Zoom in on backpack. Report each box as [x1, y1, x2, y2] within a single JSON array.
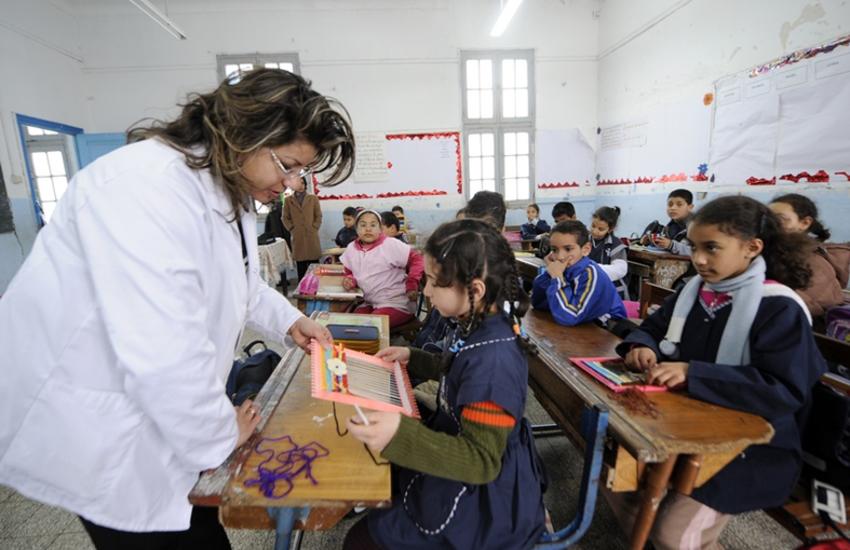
[[225, 340, 282, 406], [826, 305, 850, 345]]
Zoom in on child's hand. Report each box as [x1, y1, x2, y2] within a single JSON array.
[[342, 278, 356, 291], [624, 346, 657, 371], [640, 234, 650, 245], [347, 411, 402, 452], [375, 346, 411, 364], [648, 361, 689, 388], [654, 235, 672, 250], [406, 290, 418, 302], [545, 253, 567, 280]]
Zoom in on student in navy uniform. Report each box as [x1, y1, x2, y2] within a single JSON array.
[[640, 188, 694, 256], [551, 201, 576, 224], [381, 211, 408, 243], [520, 203, 551, 240], [532, 220, 626, 327], [335, 206, 358, 248], [610, 196, 826, 550], [589, 206, 629, 299], [343, 219, 546, 550]]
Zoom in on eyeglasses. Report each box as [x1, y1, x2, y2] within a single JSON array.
[[269, 149, 313, 181]]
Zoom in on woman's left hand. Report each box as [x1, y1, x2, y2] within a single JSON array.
[[288, 317, 333, 352], [648, 361, 689, 388], [346, 411, 402, 452]]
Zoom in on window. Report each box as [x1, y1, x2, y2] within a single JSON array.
[[461, 50, 534, 203], [216, 53, 302, 216]]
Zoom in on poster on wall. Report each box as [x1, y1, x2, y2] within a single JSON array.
[[709, 34, 850, 187], [314, 132, 462, 200], [353, 133, 389, 182]]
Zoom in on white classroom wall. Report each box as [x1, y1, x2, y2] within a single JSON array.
[[594, 0, 850, 241]]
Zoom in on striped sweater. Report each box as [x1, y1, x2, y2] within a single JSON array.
[[531, 256, 627, 326]]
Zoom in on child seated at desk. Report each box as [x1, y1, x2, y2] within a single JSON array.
[[335, 206, 358, 248], [639, 188, 694, 256], [531, 220, 626, 326], [342, 218, 546, 550], [381, 211, 408, 243], [520, 203, 551, 240], [341, 209, 423, 328], [611, 196, 826, 550], [551, 201, 576, 224], [392, 205, 409, 233], [589, 206, 629, 299]]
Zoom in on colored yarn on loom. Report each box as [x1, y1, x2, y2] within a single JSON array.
[[243, 435, 330, 499]]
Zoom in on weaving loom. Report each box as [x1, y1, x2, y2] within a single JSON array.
[[310, 341, 420, 419]]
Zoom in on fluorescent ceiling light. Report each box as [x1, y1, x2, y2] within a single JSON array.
[[490, 0, 523, 37], [129, 0, 188, 40]]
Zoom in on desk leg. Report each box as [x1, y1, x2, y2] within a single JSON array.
[[629, 456, 676, 550]]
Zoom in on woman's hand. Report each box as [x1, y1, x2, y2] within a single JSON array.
[[235, 399, 261, 447], [375, 346, 411, 365], [288, 317, 333, 352], [648, 362, 689, 388], [346, 411, 402, 453], [624, 346, 658, 371], [342, 278, 356, 291]]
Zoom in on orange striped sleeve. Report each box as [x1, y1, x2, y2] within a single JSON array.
[[461, 401, 516, 429]]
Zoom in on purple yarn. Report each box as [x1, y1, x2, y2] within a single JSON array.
[[243, 435, 330, 499]]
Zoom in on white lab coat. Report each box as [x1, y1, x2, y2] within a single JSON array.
[[0, 139, 302, 531]]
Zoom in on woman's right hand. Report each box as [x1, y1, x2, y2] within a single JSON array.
[[235, 399, 262, 448], [375, 346, 411, 365], [624, 347, 657, 371]]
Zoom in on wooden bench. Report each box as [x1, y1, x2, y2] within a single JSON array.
[[767, 334, 850, 542]]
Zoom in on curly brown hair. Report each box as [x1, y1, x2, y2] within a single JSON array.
[[128, 68, 354, 216]]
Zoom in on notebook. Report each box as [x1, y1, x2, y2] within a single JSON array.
[[570, 356, 667, 393]]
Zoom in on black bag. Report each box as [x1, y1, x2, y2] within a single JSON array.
[[801, 379, 850, 493], [225, 340, 282, 406]]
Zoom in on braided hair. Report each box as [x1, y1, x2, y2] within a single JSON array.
[[425, 219, 536, 356]]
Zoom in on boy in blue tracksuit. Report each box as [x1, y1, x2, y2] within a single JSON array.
[[532, 220, 626, 326]]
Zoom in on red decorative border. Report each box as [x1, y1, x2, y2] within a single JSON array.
[[537, 181, 580, 189], [746, 176, 776, 186], [779, 170, 830, 183], [376, 190, 447, 198], [317, 193, 373, 200], [385, 132, 463, 194]]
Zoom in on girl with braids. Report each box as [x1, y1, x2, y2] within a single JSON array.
[[0, 68, 352, 548], [343, 219, 546, 550], [769, 193, 849, 320], [610, 196, 825, 550]]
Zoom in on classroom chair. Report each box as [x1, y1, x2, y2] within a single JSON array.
[[638, 280, 674, 319]]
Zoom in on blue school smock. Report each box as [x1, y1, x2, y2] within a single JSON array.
[[368, 314, 547, 549], [616, 288, 826, 514]]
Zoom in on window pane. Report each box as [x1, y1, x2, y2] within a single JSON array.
[[470, 157, 482, 180], [484, 179, 496, 192], [504, 133, 516, 156], [27, 126, 44, 136], [467, 90, 480, 119], [479, 60, 492, 89], [44, 130, 57, 135], [53, 176, 68, 198], [482, 157, 495, 179], [239, 63, 253, 71], [466, 60, 479, 89], [505, 178, 517, 201], [482, 134, 494, 156], [518, 178, 530, 200], [517, 132, 529, 155], [37, 177, 55, 201], [470, 179, 483, 195], [503, 89, 516, 118], [280, 62, 294, 72], [32, 152, 51, 177], [265, 62, 279, 68], [516, 89, 529, 118], [480, 90, 493, 118], [502, 59, 515, 88], [225, 64, 239, 76], [41, 201, 56, 223], [517, 156, 529, 177], [468, 134, 481, 157], [516, 59, 528, 88], [47, 151, 66, 175], [504, 156, 516, 178]]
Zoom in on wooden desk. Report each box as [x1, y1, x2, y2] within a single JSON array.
[[293, 264, 363, 314], [523, 310, 773, 550], [514, 253, 544, 284], [190, 312, 391, 533], [627, 246, 693, 289]]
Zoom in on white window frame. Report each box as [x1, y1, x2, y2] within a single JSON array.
[[216, 53, 301, 83], [461, 49, 535, 206]]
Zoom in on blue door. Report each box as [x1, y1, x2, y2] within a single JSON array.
[[75, 133, 126, 168]]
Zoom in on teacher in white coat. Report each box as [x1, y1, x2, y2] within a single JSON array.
[[0, 68, 354, 549]]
